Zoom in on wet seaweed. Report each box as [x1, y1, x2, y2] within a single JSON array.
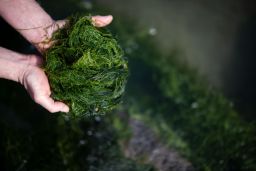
[[44, 16, 128, 117]]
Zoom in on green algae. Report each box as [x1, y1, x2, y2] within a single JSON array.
[[44, 16, 128, 117], [111, 19, 256, 170]]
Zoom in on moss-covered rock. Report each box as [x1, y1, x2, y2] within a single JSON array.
[[111, 18, 256, 170]]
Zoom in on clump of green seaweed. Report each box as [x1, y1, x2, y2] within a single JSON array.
[[44, 16, 128, 117], [1, 1, 256, 170]]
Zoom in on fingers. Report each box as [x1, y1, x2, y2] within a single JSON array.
[[55, 16, 113, 28], [35, 41, 54, 53], [54, 15, 113, 28], [36, 15, 112, 52], [55, 20, 68, 29], [46, 19, 68, 36], [54, 16, 113, 29], [35, 19, 68, 53], [34, 95, 69, 113], [22, 66, 69, 113], [92, 15, 113, 27]]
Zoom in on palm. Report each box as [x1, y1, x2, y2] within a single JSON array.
[[23, 66, 68, 113]]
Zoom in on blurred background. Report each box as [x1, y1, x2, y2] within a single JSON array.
[[94, 0, 256, 120]]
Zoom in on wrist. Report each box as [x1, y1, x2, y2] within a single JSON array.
[[0, 0, 54, 47], [17, 64, 34, 88], [0, 47, 41, 84], [0, 57, 27, 83]]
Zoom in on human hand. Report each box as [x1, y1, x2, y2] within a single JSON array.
[[20, 56, 71, 113], [0, 47, 69, 113], [0, 15, 113, 113], [0, 0, 113, 113], [20, 16, 113, 113]]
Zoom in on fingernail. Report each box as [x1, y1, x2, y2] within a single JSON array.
[[100, 15, 113, 25], [98, 15, 113, 20], [105, 15, 113, 21]]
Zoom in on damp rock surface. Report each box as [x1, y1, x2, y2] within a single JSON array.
[[125, 119, 194, 171]]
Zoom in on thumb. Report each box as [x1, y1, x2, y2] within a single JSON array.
[[92, 15, 113, 27], [34, 95, 70, 113]]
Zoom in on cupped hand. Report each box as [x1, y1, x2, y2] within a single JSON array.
[[19, 56, 70, 113], [21, 15, 113, 113]]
